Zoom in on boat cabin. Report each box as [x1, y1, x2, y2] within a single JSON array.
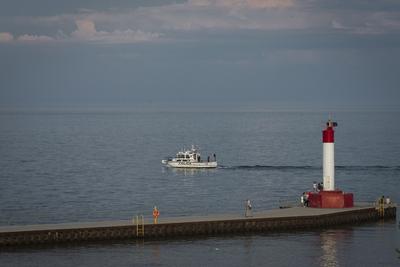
[[175, 147, 200, 163]]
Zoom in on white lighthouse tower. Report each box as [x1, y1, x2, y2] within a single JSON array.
[[322, 119, 337, 191], [307, 118, 353, 208]]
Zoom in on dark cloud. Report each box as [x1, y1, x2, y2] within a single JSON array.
[[310, 0, 400, 11], [0, 0, 400, 110], [1, 32, 399, 109], [0, 0, 185, 16]]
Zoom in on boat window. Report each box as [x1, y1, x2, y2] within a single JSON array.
[[186, 155, 190, 159]]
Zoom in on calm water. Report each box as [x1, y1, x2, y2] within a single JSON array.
[[0, 111, 399, 266]]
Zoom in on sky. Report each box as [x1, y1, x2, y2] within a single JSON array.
[[1, 0, 400, 111]]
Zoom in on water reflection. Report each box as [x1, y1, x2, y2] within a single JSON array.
[[319, 231, 338, 267], [242, 236, 254, 266], [162, 166, 217, 177], [319, 229, 352, 267], [396, 214, 400, 258], [151, 244, 161, 266]]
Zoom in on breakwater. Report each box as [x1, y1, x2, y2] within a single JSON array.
[[0, 205, 396, 247]]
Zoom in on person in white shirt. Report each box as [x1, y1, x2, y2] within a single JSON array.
[[245, 199, 252, 217]]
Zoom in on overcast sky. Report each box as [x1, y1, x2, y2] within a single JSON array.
[[1, 0, 400, 110]]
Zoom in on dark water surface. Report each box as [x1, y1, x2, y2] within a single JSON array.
[[0, 111, 399, 266]]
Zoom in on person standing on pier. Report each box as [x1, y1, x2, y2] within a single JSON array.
[[317, 183, 323, 191], [245, 199, 252, 217], [153, 206, 160, 224], [304, 193, 309, 207], [313, 181, 317, 192]]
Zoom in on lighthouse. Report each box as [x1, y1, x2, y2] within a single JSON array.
[[307, 118, 354, 208], [322, 119, 337, 191]]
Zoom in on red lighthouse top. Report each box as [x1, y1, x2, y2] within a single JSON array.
[[323, 119, 337, 143]]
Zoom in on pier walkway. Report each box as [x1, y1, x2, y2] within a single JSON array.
[[0, 204, 396, 247]]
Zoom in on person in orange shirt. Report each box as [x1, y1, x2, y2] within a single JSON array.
[[153, 206, 160, 224]]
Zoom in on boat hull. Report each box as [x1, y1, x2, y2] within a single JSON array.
[[164, 161, 217, 168]]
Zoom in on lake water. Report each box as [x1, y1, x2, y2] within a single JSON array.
[[0, 110, 399, 266]]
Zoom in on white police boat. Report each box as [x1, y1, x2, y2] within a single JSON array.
[[161, 145, 217, 168]]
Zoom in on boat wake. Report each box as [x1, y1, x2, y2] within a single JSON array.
[[219, 165, 317, 170], [218, 165, 400, 171]]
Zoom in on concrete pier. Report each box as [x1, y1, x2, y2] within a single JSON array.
[[0, 204, 396, 247]]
